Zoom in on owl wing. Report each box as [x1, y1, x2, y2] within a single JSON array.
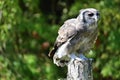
[[48, 19, 78, 57]]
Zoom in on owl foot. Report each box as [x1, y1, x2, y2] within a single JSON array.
[[70, 53, 88, 61]]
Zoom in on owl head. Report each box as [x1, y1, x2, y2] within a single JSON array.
[[78, 8, 100, 24]]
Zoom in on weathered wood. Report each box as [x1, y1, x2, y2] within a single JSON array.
[[67, 54, 93, 80]]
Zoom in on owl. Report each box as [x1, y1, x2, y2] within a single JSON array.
[[48, 8, 100, 67]]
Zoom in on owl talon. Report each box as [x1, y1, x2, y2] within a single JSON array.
[[70, 53, 88, 61]]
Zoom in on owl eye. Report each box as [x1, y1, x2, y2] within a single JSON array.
[[96, 12, 100, 16], [88, 13, 94, 17]]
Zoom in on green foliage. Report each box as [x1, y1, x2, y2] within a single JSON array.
[[0, 0, 120, 80]]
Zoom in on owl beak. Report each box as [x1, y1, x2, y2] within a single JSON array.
[[95, 15, 100, 22]]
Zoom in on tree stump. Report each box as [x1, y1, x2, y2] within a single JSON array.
[[67, 54, 93, 80]]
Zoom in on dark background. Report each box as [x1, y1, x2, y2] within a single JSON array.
[[0, 0, 120, 80]]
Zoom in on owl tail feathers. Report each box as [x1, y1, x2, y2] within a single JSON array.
[[54, 59, 69, 67], [53, 54, 71, 67], [48, 47, 57, 58]]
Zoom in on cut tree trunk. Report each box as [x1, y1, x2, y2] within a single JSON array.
[[67, 54, 93, 80]]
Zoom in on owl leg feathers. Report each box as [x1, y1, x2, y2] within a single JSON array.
[[53, 41, 71, 67]]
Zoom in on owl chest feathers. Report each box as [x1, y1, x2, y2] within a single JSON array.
[[69, 23, 98, 53]]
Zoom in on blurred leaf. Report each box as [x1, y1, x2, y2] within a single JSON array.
[[0, 0, 120, 80]]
